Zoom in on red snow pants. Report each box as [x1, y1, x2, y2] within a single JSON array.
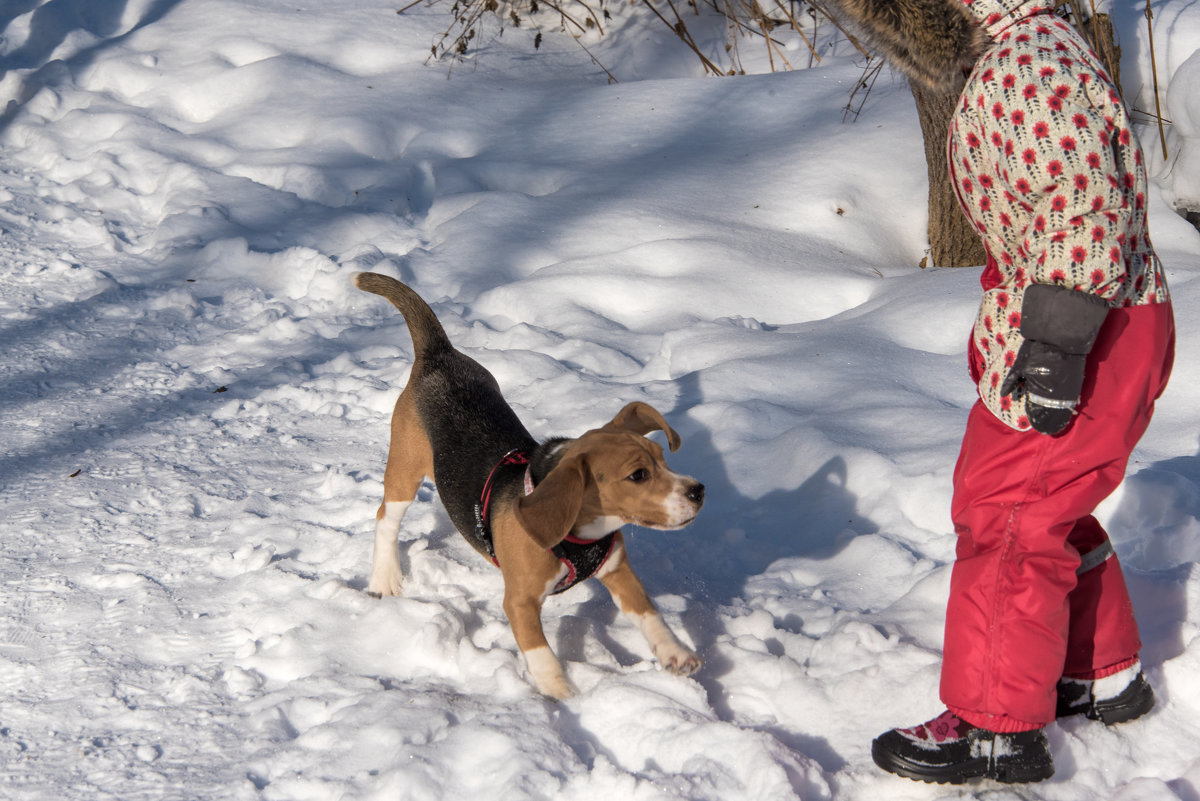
[[940, 301, 1175, 732]]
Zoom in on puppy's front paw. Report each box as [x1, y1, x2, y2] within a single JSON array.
[[657, 645, 702, 677], [367, 566, 403, 598], [539, 674, 577, 701], [524, 646, 575, 700]]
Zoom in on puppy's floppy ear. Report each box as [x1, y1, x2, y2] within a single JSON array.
[[514, 453, 587, 549], [602, 401, 681, 452]]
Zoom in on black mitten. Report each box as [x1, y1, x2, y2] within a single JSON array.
[[1000, 285, 1109, 436], [1001, 340, 1087, 434]]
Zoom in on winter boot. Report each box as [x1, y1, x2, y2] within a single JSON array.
[[1057, 663, 1155, 725], [871, 710, 1054, 784]]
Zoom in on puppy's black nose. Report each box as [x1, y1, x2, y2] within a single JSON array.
[[687, 482, 705, 505]]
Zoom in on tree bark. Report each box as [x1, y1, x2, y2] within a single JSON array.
[[909, 81, 987, 268]]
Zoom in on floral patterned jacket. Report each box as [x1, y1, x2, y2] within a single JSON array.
[[948, 0, 1170, 430]]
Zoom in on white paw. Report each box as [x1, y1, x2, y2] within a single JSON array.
[[538, 673, 577, 701], [656, 644, 702, 677], [524, 646, 575, 700], [367, 565, 403, 597]]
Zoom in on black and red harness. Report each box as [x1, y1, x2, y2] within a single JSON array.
[[471, 449, 616, 595]]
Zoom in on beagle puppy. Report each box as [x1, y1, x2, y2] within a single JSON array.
[[353, 272, 705, 699]]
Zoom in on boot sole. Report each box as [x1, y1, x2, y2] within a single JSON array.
[[871, 739, 1055, 785]]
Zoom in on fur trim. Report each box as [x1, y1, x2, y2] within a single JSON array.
[[825, 0, 987, 93]]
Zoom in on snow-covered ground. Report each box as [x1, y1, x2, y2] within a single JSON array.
[[2, 1, 1199, 798]]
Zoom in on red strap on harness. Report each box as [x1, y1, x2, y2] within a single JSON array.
[[478, 449, 530, 530]]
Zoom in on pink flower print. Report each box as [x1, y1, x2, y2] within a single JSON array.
[[921, 714, 960, 743], [1023, 148, 1037, 165], [992, 131, 1004, 147], [992, 102, 1005, 121], [981, 67, 995, 82], [1109, 246, 1122, 263], [1003, 347, 1016, 365], [1047, 160, 1063, 178], [1090, 269, 1105, 284], [1040, 65, 1057, 78], [1008, 311, 1021, 327], [1090, 195, 1105, 212], [1091, 224, 1105, 242], [1073, 113, 1089, 129], [1047, 95, 1063, 112], [1071, 246, 1087, 264], [980, 195, 992, 212], [961, 177, 974, 195], [991, 371, 1001, 387], [999, 212, 1013, 228], [1011, 109, 1025, 125], [1119, 128, 1132, 146], [1060, 135, 1077, 152], [1016, 33, 1031, 44], [1003, 73, 1016, 90], [1136, 192, 1146, 210], [997, 292, 1010, 308], [1086, 152, 1102, 169], [1051, 195, 1068, 212], [1034, 121, 1050, 138], [1051, 268, 1067, 282], [1017, 414, 1029, 428], [966, 131, 982, 148], [1075, 175, 1089, 192], [1001, 395, 1013, 411], [1055, 83, 1071, 98], [1016, 177, 1032, 194], [1034, 215, 1046, 232], [979, 174, 994, 189], [1023, 82, 1037, 99]]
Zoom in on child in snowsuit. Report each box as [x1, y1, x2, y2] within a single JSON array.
[[823, 0, 1174, 783]]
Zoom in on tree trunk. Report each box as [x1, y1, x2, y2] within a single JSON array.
[[909, 81, 987, 268]]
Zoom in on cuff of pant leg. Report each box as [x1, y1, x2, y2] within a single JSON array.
[[1063, 655, 1139, 681], [946, 704, 1045, 733]]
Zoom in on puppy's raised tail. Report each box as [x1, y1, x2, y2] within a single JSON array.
[[352, 271, 450, 357]]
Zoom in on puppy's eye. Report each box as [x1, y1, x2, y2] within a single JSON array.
[[627, 468, 650, 483]]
